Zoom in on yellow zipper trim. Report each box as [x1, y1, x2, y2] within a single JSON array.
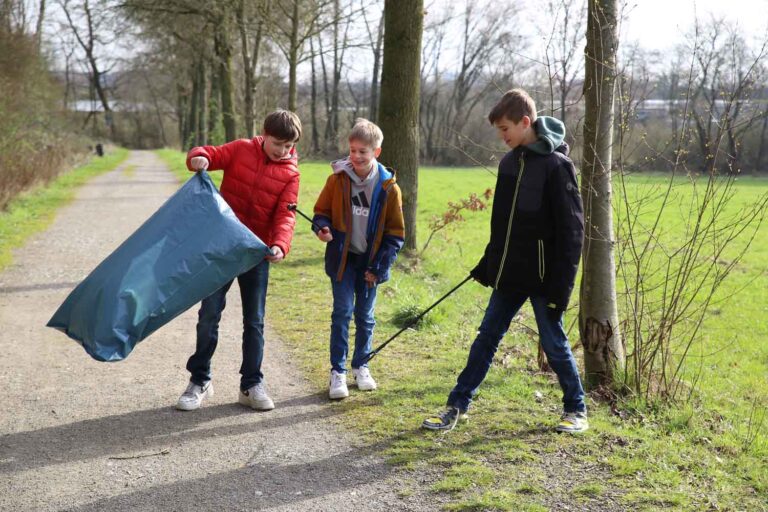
[[538, 239, 545, 281], [495, 156, 525, 289]]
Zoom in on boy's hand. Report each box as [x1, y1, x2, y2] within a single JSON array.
[[364, 271, 377, 288], [190, 156, 209, 171], [316, 227, 333, 242], [266, 245, 284, 263]]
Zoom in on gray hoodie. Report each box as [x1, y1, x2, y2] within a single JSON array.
[[330, 157, 379, 255]]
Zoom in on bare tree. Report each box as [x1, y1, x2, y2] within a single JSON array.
[[579, 0, 624, 388], [262, 0, 334, 112], [542, 0, 586, 129], [236, 0, 265, 138], [361, 3, 384, 122], [58, 0, 120, 140]]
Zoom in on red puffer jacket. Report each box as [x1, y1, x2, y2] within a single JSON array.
[[186, 136, 299, 255]]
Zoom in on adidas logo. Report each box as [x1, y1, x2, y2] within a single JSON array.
[[351, 192, 370, 217]]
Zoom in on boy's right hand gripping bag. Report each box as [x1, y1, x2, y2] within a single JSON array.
[[47, 171, 270, 362]]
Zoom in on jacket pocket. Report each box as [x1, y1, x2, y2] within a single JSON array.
[[537, 239, 545, 282]]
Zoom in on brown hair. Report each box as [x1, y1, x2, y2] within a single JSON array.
[[263, 110, 302, 142], [488, 89, 537, 124], [348, 118, 384, 149]]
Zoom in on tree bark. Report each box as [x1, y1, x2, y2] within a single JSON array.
[[310, 36, 320, 154], [237, 0, 263, 138], [287, 0, 300, 112], [368, 9, 384, 122], [579, 0, 624, 388], [35, 0, 45, 52], [214, 21, 236, 142], [378, 0, 424, 253]]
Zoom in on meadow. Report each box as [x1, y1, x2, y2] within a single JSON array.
[[168, 151, 768, 510]]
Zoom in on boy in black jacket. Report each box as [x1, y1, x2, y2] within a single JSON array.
[[423, 89, 588, 433]]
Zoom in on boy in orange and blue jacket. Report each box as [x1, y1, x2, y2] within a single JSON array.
[[312, 118, 405, 400]]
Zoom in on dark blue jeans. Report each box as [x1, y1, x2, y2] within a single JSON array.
[[447, 289, 586, 413], [329, 253, 377, 373], [186, 260, 270, 391]]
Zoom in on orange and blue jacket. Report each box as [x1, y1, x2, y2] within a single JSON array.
[[312, 162, 405, 283]]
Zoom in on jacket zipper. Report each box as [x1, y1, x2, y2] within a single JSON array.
[[538, 239, 545, 281], [495, 155, 525, 289]]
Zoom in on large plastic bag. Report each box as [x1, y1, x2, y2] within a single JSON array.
[[47, 171, 270, 362]]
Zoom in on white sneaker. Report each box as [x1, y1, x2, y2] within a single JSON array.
[[238, 382, 275, 411], [555, 411, 589, 433], [329, 370, 349, 399], [352, 367, 377, 391], [176, 381, 213, 411]]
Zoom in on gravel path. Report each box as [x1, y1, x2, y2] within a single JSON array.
[[0, 151, 433, 511]]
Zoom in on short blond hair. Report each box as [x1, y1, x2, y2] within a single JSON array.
[[348, 118, 383, 149]]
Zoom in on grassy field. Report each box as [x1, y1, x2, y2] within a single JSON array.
[[0, 148, 129, 271], [157, 149, 766, 511]]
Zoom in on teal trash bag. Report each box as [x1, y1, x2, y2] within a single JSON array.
[[47, 171, 271, 362]]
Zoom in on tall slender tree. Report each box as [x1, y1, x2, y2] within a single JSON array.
[[378, 0, 424, 252], [579, 0, 624, 387]]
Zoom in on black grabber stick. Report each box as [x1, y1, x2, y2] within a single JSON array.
[[360, 274, 473, 364], [287, 203, 324, 232]]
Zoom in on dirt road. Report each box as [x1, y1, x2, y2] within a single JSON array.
[[0, 151, 431, 511]]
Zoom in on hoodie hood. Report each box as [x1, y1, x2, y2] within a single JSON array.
[[525, 116, 568, 156]]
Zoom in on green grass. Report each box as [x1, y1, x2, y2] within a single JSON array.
[[157, 149, 768, 511], [0, 148, 129, 271]]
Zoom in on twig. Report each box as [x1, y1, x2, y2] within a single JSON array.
[[109, 448, 171, 460]]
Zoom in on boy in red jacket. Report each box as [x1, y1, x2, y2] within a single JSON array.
[[176, 110, 302, 412]]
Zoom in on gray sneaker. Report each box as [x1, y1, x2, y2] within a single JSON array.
[[176, 381, 213, 411], [239, 382, 275, 411], [555, 411, 589, 433]]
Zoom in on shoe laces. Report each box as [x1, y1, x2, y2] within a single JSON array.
[[331, 371, 345, 387], [183, 383, 203, 398], [250, 382, 267, 396], [442, 407, 461, 433], [356, 367, 371, 379], [561, 411, 585, 424]]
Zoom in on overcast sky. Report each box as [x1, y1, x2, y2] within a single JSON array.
[[620, 0, 768, 50]]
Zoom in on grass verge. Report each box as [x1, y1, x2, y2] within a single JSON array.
[[157, 149, 767, 511], [0, 148, 129, 271]]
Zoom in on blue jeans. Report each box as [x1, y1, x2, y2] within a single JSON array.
[[447, 289, 586, 413], [186, 260, 270, 391], [329, 253, 377, 373]]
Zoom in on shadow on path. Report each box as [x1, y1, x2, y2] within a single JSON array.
[[0, 393, 340, 475]]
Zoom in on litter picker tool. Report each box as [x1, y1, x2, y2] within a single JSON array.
[[287, 203, 324, 232], [360, 274, 473, 364]]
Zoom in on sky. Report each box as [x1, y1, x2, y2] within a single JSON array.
[[620, 0, 768, 50]]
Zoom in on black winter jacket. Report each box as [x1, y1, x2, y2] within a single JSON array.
[[470, 142, 584, 311]]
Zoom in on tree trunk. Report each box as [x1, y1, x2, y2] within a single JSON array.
[[579, 0, 624, 388], [755, 114, 768, 174], [177, 83, 187, 150], [187, 67, 199, 147], [287, 0, 300, 112], [207, 61, 219, 145], [369, 9, 384, 122], [237, 0, 252, 138], [214, 22, 236, 142], [329, 0, 340, 153], [310, 36, 320, 154], [378, 0, 424, 253], [35, 0, 45, 52]]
